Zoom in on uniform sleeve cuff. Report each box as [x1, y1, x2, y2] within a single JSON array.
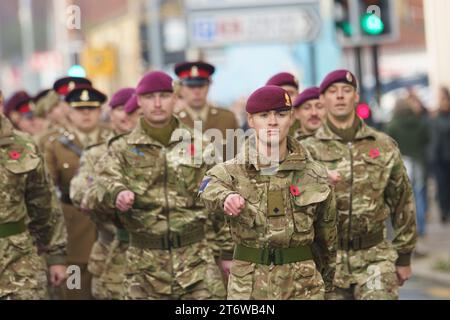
[[396, 252, 412, 266], [46, 255, 67, 266], [111, 186, 128, 208]]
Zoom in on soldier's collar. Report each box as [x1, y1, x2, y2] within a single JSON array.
[[238, 135, 307, 171], [278, 137, 307, 171], [127, 116, 193, 146], [316, 119, 376, 141]]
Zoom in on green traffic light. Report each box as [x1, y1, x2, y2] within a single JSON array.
[[361, 13, 385, 35]]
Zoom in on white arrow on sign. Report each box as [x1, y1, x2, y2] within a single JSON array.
[[188, 5, 322, 47]]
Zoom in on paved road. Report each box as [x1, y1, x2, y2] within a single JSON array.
[[400, 276, 450, 300]]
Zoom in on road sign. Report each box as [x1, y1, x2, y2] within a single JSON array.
[[187, 4, 321, 47], [185, 0, 318, 10], [81, 47, 117, 77]]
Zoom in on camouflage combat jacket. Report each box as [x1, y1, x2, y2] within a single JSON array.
[[200, 136, 337, 298], [302, 120, 417, 267], [0, 114, 66, 265]]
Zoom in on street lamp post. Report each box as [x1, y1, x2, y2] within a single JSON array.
[[147, 0, 164, 69], [18, 0, 36, 91]]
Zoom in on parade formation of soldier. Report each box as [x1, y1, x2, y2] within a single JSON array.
[[0, 62, 418, 301]]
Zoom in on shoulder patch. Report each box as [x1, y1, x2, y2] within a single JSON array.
[[198, 177, 212, 194]]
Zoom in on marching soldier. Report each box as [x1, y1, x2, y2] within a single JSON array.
[[3, 91, 40, 135], [302, 70, 417, 300], [266, 72, 301, 137], [292, 87, 326, 141], [0, 101, 67, 299], [44, 85, 111, 300], [200, 85, 337, 300], [70, 87, 135, 300], [174, 61, 237, 274], [95, 71, 227, 300], [266, 72, 300, 103], [174, 61, 239, 136], [37, 77, 93, 151]]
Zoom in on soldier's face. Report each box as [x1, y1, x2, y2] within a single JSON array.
[[321, 83, 359, 120], [48, 101, 69, 124], [68, 107, 102, 132], [110, 106, 134, 134], [180, 84, 209, 109], [294, 99, 326, 134], [281, 85, 299, 103], [248, 109, 292, 145], [138, 92, 176, 127]]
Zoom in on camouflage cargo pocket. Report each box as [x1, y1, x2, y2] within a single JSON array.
[[292, 261, 325, 300], [292, 184, 330, 233], [87, 241, 110, 276], [227, 260, 256, 300], [361, 152, 393, 190]]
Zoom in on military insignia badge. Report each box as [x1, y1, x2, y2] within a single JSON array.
[[285, 93, 292, 107], [68, 81, 76, 91], [80, 90, 90, 102], [191, 66, 199, 77], [199, 177, 212, 194], [131, 147, 145, 157], [346, 72, 353, 83]]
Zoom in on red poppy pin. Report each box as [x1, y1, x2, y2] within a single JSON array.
[[188, 144, 196, 156], [290, 185, 301, 197], [369, 148, 380, 159], [9, 150, 21, 160]]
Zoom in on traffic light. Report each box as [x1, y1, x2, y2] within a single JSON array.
[[334, 0, 398, 46], [334, 0, 353, 37]]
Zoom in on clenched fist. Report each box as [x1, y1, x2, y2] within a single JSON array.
[[327, 170, 342, 186], [116, 190, 135, 212], [224, 194, 246, 217]]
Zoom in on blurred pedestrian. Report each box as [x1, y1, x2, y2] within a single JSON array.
[[386, 98, 429, 254], [429, 86, 450, 224]]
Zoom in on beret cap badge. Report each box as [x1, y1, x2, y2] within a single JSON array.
[[285, 93, 292, 107], [80, 90, 90, 102], [191, 66, 199, 77], [346, 72, 353, 83]]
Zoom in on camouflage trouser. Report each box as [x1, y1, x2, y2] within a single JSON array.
[[93, 240, 128, 300], [329, 240, 399, 300], [0, 233, 49, 300], [228, 260, 325, 300], [122, 242, 226, 300], [88, 240, 111, 300]]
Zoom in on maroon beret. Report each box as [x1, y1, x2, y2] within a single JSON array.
[[136, 71, 173, 95], [246, 85, 293, 114], [124, 95, 140, 114], [4, 91, 33, 116], [320, 69, 357, 94], [293, 87, 320, 108], [109, 88, 135, 109], [266, 72, 299, 89]]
